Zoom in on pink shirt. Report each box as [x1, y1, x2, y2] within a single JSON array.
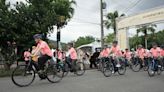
[[99, 51, 104, 57], [150, 47, 161, 58], [37, 41, 53, 57], [57, 51, 63, 60], [124, 51, 131, 60], [161, 50, 164, 56], [102, 48, 111, 57], [68, 47, 77, 60], [111, 46, 122, 56], [136, 48, 145, 59], [24, 51, 31, 61]]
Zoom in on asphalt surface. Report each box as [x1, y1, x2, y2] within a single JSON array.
[[0, 69, 164, 92]]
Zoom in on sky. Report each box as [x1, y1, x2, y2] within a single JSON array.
[[8, 0, 164, 42]]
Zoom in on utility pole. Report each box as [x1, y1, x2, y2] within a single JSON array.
[[100, 0, 105, 48]]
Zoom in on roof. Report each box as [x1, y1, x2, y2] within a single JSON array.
[[77, 41, 101, 50]]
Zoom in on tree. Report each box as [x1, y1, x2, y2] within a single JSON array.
[[105, 33, 114, 44], [129, 35, 143, 50], [129, 29, 164, 49], [0, 0, 75, 70], [136, 24, 157, 49], [104, 11, 125, 39], [75, 36, 95, 47]]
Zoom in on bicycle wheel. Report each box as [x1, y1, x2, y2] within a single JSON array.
[[131, 58, 141, 72], [147, 62, 155, 77], [103, 61, 113, 77], [63, 63, 69, 77], [75, 62, 86, 76], [157, 66, 162, 75], [118, 59, 126, 75], [11, 65, 35, 87], [98, 60, 104, 72], [46, 64, 63, 83]]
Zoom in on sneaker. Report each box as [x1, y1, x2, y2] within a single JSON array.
[[26, 71, 30, 74], [112, 71, 115, 74], [151, 71, 154, 74], [116, 64, 121, 67], [158, 65, 161, 68]]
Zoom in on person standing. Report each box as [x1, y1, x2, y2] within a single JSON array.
[[90, 49, 100, 69]]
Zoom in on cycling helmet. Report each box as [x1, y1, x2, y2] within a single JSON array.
[[33, 34, 42, 39]]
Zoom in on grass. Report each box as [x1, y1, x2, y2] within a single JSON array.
[[0, 68, 23, 77], [0, 69, 13, 77]]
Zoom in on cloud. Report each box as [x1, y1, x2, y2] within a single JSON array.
[[8, 0, 164, 43]]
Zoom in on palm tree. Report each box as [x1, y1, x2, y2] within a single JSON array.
[[104, 11, 125, 39], [136, 24, 157, 49], [55, 0, 76, 28]]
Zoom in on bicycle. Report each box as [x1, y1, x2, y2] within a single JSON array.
[[130, 55, 148, 72], [11, 56, 64, 87], [147, 57, 162, 77], [62, 57, 86, 76], [161, 57, 164, 71], [96, 57, 106, 72], [103, 56, 126, 77]]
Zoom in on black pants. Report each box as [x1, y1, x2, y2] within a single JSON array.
[[38, 55, 51, 70], [90, 58, 97, 68], [66, 57, 77, 71]]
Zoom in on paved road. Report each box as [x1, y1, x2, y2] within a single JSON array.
[[0, 69, 164, 92]]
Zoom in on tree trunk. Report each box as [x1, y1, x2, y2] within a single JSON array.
[[114, 20, 117, 40]]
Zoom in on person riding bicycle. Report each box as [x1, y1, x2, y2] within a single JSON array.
[[160, 45, 164, 57], [32, 34, 53, 73], [24, 48, 31, 64], [66, 43, 77, 72], [150, 43, 161, 67], [123, 48, 132, 66], [98, 44, 111, 68], [136, 45, 146, 67], [110, 41, 122, 68], [101, 44, 111, 58], [160, 45, 164, 69], [55, 48, 63, 63]]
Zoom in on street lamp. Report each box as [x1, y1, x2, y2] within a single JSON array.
[[56, 16, 65, 62]]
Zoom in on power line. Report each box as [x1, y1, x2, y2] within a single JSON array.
[[124, 0, 142, 13]]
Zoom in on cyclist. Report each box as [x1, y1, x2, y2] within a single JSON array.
[[150, 43, 161, 68], [32, 34, 53, 73], [124, 48, 131, 66], [102, 44, 111, 58], [98, 45, 111, 68], [24, 48, 31, 64], [136, 45, 145, 67], [110, 41, 122, 67], [66, 43, 77, 72], [160, 45, 164, 69], [160, 45, 164, 57], [56, 49, 63, 62]]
